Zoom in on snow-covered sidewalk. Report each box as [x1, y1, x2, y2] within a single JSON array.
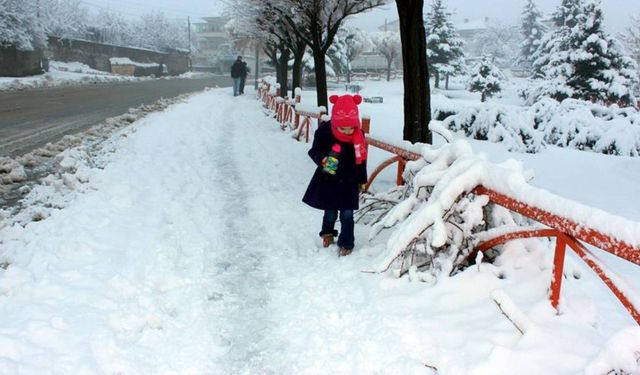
[[0, 89, 639, 374]]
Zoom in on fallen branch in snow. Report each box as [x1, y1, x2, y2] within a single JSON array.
[[491, 289, 532, 335]]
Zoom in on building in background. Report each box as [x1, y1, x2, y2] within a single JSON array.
[[193, 17, 230, 72]]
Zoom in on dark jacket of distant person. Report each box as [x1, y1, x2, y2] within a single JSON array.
[[230, 59, 246, 79]]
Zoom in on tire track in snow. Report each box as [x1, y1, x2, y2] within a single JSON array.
[[208, 95, 275, 374]]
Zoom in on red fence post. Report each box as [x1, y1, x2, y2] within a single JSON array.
[[550, 236, 567, 311], [362, 117, 370, 134], [294, 95, 301, 130], [396, 159, 406, 186]]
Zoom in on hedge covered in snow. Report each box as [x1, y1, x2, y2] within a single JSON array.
[[433, 94, 640, 156]]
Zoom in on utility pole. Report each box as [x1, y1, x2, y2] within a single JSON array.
[[254, 41, 260, 90], [36, 0, 40, 18], [188, 17, 192, 71]]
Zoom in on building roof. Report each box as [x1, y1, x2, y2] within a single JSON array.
[[377, 17, 492, 33]]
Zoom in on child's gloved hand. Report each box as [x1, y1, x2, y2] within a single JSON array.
[[322, 156, 339, 175], [359, 184, 367, 192]]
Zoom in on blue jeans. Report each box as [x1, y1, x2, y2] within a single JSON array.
[[232, 78, 241, 96], [320, 209, 354, 249]]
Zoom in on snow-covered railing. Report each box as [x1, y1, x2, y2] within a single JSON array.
[[363, 124, 640, 325], [257, 80, 328, 143]]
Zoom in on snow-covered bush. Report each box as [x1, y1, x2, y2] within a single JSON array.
[[441, 104, 544, 153], [532, 98, 640, 155], [366, 135, 532, 282], [434, 93, 640, 156]]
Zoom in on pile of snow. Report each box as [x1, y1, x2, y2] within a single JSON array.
[[0, 60, 208, 92], [1, 93, 195, 227], [435, 94, 640, 156], [48, 61, 112, 76], [0, 62, 146, 92], [0, 158, 27, 184], [109, 57, 160, 68]]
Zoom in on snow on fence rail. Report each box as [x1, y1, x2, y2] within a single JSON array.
[[255, 80, 640, 325], [257, 80, 328, 143], [362, 125, 640, 325]]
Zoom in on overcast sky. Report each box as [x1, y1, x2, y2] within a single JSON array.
[[91, 0, 638, 33]]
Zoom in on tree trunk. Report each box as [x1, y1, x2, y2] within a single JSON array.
[[396, 0, 432, 144], [445, 73, 450, 90], [291, 49, 305, 96], [312, 46, 329, 109], [266, 47, 280, 88], [434, 71, 440, 88], [291, 39, 306, 95], [277, 45, 290, 98], [386, 59, 392, 81]]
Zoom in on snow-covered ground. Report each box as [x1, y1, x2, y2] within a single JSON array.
[[0, 61, 215, 92], [0, 82, 639, 373]]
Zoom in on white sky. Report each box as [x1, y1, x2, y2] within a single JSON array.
[[348, 0, 639, 33], [85, 0, 638, 33]]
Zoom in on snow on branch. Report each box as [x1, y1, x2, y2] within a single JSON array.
[[365, 125, 640, 279]]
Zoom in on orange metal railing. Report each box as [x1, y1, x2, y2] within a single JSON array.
[[255, 81, 640, 324], [364, 135, 640, 325]]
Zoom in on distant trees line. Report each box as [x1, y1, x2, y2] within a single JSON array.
[[0, 0, 191, 53]]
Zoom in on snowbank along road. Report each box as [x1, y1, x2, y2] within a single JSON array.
[[0, 76, 230, 157]]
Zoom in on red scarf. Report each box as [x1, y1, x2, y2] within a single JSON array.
[[331, 123, 368, 165]]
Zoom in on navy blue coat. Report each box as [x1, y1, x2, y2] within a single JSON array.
[[302, 121, 368, 210]]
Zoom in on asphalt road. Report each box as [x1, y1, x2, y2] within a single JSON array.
[[0, 76, 232, 157]]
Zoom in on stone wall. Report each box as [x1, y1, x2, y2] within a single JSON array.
[[47, 37, 189, 76], [0, 46, 43, 77]]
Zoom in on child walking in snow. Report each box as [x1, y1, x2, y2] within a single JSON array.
[[302, 94, 368, 256]]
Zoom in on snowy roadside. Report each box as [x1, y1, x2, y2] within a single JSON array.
[[0, 87, 638, 373], [0, 92, 196, 225], [0, 61, 217, 92]]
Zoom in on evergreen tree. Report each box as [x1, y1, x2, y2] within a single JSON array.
[[531, 0, 637, 106], [519, 0, 546, 71], [425, 0, 465, 89], [468, 54, 502, 102]]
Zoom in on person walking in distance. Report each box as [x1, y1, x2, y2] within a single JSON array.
[[239, 60, 250, 95], [302, 94, 368, 257], [230, 56, 246, 96]]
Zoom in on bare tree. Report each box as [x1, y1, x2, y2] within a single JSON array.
[[274, 0, 386, 108], [396, 0, 432, 144], [371, 31, 401, 81], [226, 0, 307, 97]]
